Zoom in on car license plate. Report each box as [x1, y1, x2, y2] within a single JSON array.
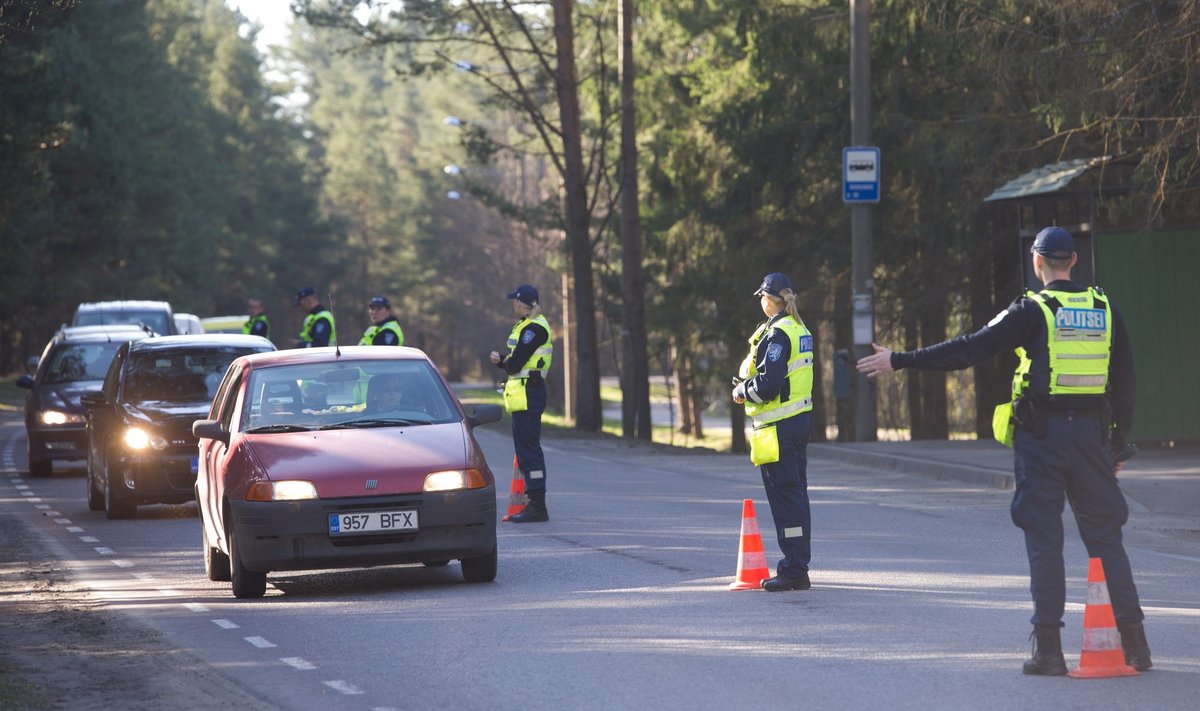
[[328, 510, 418, 536]]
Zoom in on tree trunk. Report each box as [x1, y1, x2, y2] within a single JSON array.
[[552, 0, 601, 431], [618, 0, 651, 441]]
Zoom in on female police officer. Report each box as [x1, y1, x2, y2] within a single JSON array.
[[490, 284, 554, 523], [732, 272, 816, 591]]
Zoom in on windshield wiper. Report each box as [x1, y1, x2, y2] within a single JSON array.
[[319, 417, 431, 430], [245, 424, 314, 434]]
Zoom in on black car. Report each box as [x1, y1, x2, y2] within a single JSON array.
[[82, 334, 275, 518], [16, 325, 151, 477]]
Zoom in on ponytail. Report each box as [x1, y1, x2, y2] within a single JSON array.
[[777, 289, 801, 323]]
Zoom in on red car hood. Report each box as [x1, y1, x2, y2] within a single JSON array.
[[245, 423, 470, 497]]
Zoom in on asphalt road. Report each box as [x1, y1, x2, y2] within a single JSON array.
[[3, 413, 1198, 710]]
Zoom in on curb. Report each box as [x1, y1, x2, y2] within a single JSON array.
[[808, 443, 1015, 491]]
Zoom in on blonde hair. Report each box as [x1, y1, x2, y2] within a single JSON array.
[[770, 289, 802, 323], [519, 301, 541, 319]]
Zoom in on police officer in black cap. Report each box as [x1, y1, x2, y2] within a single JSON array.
[[732, 272, 817, 591], [490, 284, 554, 523], [292, 287, 336, 348], [857, 226, 1150, 675], [358, 296, 404, 346]]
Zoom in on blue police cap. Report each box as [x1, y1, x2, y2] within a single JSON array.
[[294, 286, 315, 304], [368, 296, 390, 308], [1032, 226, 1076, 259], [754, 272, 795, 297], [507, 284, 539, 306]]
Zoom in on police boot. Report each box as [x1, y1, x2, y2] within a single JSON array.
[[509, 492, 549, 523], [1117, 620, 1153, 671], [1022, 625, 1068, 676]]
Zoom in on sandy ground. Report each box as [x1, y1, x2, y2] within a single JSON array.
[[0, 512, 277, 710]]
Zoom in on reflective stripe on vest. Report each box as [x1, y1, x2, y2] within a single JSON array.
[[739, 316, 815, 426], [300, 309, 336, 347], [1012, 287, 1112, 397], [506, 314, 553, 378], [359, 320, 404, 346]]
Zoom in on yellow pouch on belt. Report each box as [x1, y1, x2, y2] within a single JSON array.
[[749, 424, 780, 466], [502, 379, 528, 413], [992, 401, 1015, 448]]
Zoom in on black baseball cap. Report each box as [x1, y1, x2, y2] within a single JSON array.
[[754, 272, 794, 297], [507, 284, 539, 306], [368, 296, 390, 309], [294, 286, 315, 304], [1032, 226, 1075, 259]]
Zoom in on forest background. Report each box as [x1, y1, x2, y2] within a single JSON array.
[[2, 0, 1197, 446]]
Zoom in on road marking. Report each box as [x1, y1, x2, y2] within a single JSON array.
[[182, 602, 209, 613], [26, 498, 41, 503], [44, 510, 60, 516], [281, 657, 317, 670], [20, 491, 33, 496], [79, 536, 99, 543], [14, 484, 28, 489], [111, 560, 134, 568], [244, 636, 276, 648], [156, 588, 180, 597], [66, 526, 83, 533], [34, 504, 50, 509], [94, 547, 113, 555], [133, 572, 155, 582], [323, 681, 363, 695], [212, 619, 239, 629], [54, 518, 70, 524]]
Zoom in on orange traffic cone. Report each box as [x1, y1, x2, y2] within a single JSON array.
[[501, 455, 528, 522], [729, 499, 771, 590], [1069, 557, 1139, 678]]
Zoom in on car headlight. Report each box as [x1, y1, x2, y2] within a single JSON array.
[[123, 427, 168, 451], [246, 480, 318, 501], [423, 469, 487, 492], [39, 410, 84, 426]]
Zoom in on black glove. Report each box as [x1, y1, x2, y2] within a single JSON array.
[[1111, 442, 1138, 464]]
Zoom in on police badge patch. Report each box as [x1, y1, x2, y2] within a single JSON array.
[[522, 330, 535, 344], [766, 342, 784, 362]]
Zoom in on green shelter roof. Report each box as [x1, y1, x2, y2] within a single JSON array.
[[983, 156, 1112, 202]]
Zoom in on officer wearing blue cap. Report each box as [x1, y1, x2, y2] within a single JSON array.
[[490, 284, 554, 522], [358, 296, 404, 346], [732, 272, 817, 591], [293, 287, 336, 348], [857, 226, 1150, 675]]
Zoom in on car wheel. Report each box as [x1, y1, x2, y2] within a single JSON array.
[[28, 457, 51, 479], [103, 460, 136, 520], [228, 520, 266, 599], [203, 522, 231, 582], [460, 546, 497, 583], [423, 560, 450, 567]]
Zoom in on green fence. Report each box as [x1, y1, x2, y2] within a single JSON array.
[[1096, 229, 1200, 443]]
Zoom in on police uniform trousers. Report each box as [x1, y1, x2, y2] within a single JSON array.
[[759, 411, 812, 578], [511, 380, 548, 494], [1011, 413, 1144, 628]]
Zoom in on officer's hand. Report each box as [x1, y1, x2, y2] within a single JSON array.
[[731, 381, 746, 404], [489, 351, 501, 365], [856, 343, 895, 378]]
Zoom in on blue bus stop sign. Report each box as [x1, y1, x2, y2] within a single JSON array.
[[843, 147, 880, 203]]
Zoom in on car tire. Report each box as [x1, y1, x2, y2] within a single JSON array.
[[86, 470, 104, 511], [28, 457, 51, 479], [103, 459, 137, 520], [229, 520, 266, 599], [203, 523, 232, 582], [460, 545, 497, 583]]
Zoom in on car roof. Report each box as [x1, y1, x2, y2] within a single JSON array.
[[129, 334, 276, 352], [75, 300, 172, 311], [237, 346, 432, 369], [52, 324, 153, 343]]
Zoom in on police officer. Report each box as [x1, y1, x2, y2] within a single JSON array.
[[243, 298, 270, 340], [292, 287, 336, 348], [358, 296, 404, 346], [731, 272, 816, 591], [489, 284, 553, 523], [856, 226, 1150, 675]]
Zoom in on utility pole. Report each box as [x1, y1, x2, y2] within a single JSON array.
[[850, 0, 877, 441]]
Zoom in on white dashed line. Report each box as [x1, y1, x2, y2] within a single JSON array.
[[44, 510, 60, 516], [244, 636, 276, 648], [93, 547, 113, 555], [133, 572, 155, 582], [281, 657, 317, 670], [323, 681, 363, 695], [20, 491, 33, 496], [66, 526, 83, 533], [111, 560, 134, 568], [182, 602, 209, 613], [14, 484, 28, 490], [212, 619, 240, 630], [80, 536, 99, 543], [26, 498, 41, 503], [54, 519, 70, 524]]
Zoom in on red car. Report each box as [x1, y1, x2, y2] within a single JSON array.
[[192, 347, 502, 598]]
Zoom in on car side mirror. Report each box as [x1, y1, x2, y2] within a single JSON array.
[[467, 404, 502, 428], [79, 391, 107, 409], [15, 375, 33, 389], [193, 419, 230, 446]]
